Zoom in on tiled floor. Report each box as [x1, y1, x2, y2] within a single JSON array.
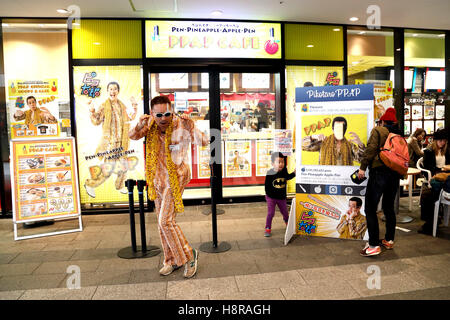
[[0, 197, 449, 300]]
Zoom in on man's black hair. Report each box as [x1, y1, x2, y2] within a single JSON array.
[[107, 81, 120, 92], [349, 197, 363, 208], [332, 116, 348, 135]]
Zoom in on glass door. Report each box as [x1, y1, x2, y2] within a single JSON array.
[[220, 72, 278, 198], [149, 72, 211, 200]]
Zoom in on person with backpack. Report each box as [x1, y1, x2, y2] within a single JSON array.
[[356, 107, 404, 256]]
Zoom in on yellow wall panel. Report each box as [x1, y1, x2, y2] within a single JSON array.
[[285, 24, 343, 61], [72, 20, 142, 59]]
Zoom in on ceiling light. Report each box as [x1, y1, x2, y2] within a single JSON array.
[[333, 28, 340, 31], [93, 42, 101, 45], [307, 44, 314, 48], [2, 23, 9, 27], [396, 48, 401, 51], [438, 34, 445, 37], [358, 31, 366, 35], [211, 10, 223, 17], [352, 61, 359, 65], [57, 8, 69, 14], [413, 34, 418, 37], [349, 17, 359, 22]]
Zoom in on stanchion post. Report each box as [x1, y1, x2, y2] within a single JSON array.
[[199, 164, 231, 253], [211, 166, 218, 248], [125, 179, 137, 252], [137, 180, 147, 253]]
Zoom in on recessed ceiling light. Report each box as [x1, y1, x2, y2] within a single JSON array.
[[438, 34, 445, 37], [349, 17, 359, 22], [211, 10, 223, 17], [333, 28, 340, 31], [93, 42, 101, 45], [359, 31, 366, 35], [307, 44, 314, 48], [57, 8, 69, 14], [396, 48, 401, 51], [413, 34, 418, 37]]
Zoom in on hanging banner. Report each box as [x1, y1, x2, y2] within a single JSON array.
[[10, 137, 81, 223], [355, 79, 393, 122], [73, 65, 145, 205], [146, 20, 281, 59], [294, 84, 374, 240], [273, 129, 293, 156], [8, 79, 60, 139]]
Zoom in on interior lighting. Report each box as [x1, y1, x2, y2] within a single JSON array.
[[57, 8, 69, 14], [211, 10, 223, 17], [349, 17, 359, 22]]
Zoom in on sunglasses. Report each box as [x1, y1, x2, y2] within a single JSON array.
[[153, 111, 173, 118]]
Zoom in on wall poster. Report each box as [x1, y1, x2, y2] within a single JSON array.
[[73, 65, 145, 205], [225, 140, 252, 177], [8, 79, 60, 139]]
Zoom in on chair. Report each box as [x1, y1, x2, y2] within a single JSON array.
[[433, 189, 450, 237], [416, 157, 432, 197]]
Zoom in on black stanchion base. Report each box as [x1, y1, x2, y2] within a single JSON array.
[[199, 241, 231, 253], [117, 245, 161, 259], [201, 208, 225, 216]]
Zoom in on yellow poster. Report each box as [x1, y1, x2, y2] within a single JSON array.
[[73, 65, 145, 205], [10, 138, 81, 222], [295, 194, 368, 240], [9, 79, 60, 139], [146, 21, 281, 59], [225, 140, 252, 177], [300, 113, 368, 167], [355, 79, 393, 121]]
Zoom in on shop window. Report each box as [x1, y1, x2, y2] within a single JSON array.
[[3, 19, 70, 141], [285, 66, 344, 194], [403, 30, 445, 137], [285, 24, 343, 61], [347, 27, 394, 121], [72, 20, 142, 59]]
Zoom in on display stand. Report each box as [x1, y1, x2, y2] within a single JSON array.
[[200, 165, 231, 253], [118, 179, 160, 259], [10, 137, 83, 241]]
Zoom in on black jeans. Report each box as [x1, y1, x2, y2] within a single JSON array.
[[365, 166, 400, 247]]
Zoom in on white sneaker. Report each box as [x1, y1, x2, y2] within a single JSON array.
[[159, 264, 181, 276], [84, 184, 96, 198], [119, 187, 128, 194], [184, 249, 198, 278]]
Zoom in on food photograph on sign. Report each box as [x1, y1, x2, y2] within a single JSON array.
[[73, 65, 145, 204]]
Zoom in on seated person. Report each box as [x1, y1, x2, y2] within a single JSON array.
[[407, 128, 426, 168], [419, 128, 450, 235]]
